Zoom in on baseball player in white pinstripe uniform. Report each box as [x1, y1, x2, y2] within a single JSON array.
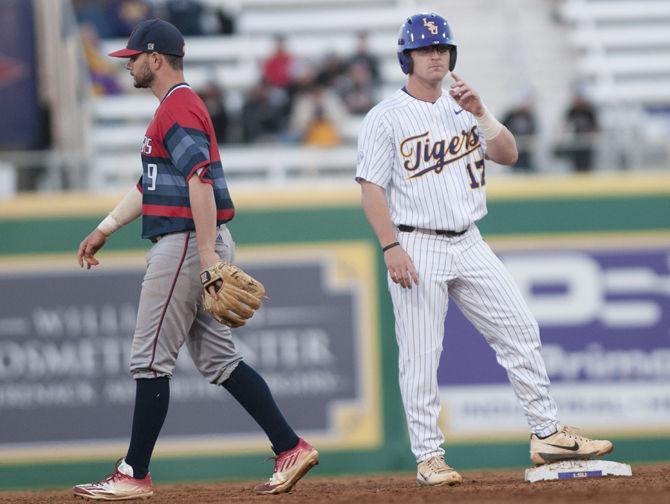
[[356, 13, 613, 486]]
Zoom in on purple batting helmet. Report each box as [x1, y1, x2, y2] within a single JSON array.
[[397, 12, 457, 74]]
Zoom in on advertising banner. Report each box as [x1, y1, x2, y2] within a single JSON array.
[[0, 243, 381, 460], [439, 241, 670, 438], [0, 0, 43, 150]]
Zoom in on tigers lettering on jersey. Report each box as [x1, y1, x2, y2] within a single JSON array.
[[400, 126, 480, 178], [138, 83, 234, 239], [356, 88, 488, 232]]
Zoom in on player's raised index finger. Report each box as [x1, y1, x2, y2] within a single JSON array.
[[450, 71, 463, 83]]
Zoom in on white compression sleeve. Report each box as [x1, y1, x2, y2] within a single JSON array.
[[475, 106, 504, 141], [97, 187, 142, 236]]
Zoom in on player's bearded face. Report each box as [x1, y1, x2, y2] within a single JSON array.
[[132, 57, 155, 89]]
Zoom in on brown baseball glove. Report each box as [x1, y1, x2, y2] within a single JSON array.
[[200, 261, 266, 328]]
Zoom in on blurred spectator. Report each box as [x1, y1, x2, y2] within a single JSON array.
[[80, 23, 123, 96], [202, 5, 236, 35], [502, 92, 538, 171], [198, 80, 229, 143], [348, 32, 380, 84], [560, 88, 599, 172], [317, 53, 346, 88], [108, 0, 154, 37], [216, 7, 236, 35], [240, 81, 287, 143], [291, 60, 318, 94], [74, 0, 153, 38], [262, 36, 297, 90], [73, 0, 115, 38], [338, 60, 375, 115], [289, 78, 348, 147], [164, 0, 205, 36]]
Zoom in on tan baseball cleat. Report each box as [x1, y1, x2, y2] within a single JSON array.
[[254, 438, 319, 494], [530, 425, 614, 465], [416, 455, 463, 486]]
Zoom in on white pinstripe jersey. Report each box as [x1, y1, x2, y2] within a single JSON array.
[[356, 88, 488, 232]]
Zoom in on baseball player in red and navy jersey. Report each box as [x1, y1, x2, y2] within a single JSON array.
[[138, 82, 234, 239], [74, 19, 318, 500]]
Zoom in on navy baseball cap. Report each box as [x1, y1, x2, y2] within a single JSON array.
[[109, 19, 185, 58]]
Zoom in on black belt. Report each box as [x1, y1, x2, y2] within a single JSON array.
[[398, 224, 468, 237]]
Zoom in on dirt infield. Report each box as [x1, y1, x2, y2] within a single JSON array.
[[1, 463, 668, 504]]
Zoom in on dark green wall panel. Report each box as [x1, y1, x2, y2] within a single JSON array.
[[1, 195, 668, 257]]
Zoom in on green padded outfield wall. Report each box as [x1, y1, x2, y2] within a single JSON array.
[[0, 173, 668, 490]]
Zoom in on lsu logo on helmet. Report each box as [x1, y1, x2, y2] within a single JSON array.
[[423, 18, 438, 34]]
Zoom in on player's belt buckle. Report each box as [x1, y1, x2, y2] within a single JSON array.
[[398, 224, 467, 237], [150, 232, 176, 243]]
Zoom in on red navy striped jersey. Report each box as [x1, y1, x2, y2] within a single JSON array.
[[137, 82, 234, 239]]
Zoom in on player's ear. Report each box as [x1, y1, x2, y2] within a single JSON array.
[[149, 52, 161, 69]]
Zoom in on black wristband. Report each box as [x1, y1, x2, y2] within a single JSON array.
[[382, 241, 400, 253]]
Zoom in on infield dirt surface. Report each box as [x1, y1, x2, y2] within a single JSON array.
[[1, 463, 668, 503]]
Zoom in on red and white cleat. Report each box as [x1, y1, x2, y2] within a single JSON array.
[[73, 458, 153, 501], [254, 438, 319, 494]]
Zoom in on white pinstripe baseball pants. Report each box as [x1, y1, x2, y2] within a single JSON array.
[[389, 226, 558, 463]]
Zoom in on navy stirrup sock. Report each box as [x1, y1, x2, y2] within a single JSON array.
[[125, 377, 170, 479], [222, 361, 299, 454]]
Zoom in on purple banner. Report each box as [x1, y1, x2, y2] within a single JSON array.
[[439, 247, 670, 385], [0, 0, 44, 150]]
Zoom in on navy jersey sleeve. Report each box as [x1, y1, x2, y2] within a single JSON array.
[[163, 121, 211, 179]]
